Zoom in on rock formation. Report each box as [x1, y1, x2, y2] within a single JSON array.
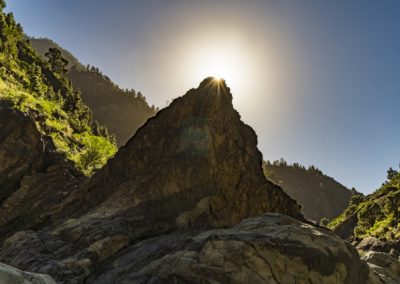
[[65, 77, 303, 225], [87, 213, 369, 284], [0, 78, 303, 282], [363, 251, 400, 284], [0, 262, 56, 284]]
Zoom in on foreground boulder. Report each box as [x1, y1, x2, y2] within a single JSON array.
[[362, 251, 400, 284], [88, 214, 369, 283], [0, 262, 56, 284]]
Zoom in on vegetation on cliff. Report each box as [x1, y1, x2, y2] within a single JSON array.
[[263, 159, 354, 221], [29, 37, 156, 146], [68, 65, 156, 146], [0, 2, 116, 175], [329, 166, 400, 242]]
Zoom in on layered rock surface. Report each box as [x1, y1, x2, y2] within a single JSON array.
[[0, 262, 56, 284], [88, 213, 369, 284], [363, 251, 400, 284]]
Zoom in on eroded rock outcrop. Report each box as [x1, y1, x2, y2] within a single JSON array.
[[0, 103, 82, 240], [88, 214, 369, 283], [69, 77, 303, 224], [0, 261, 56, 284], [363, 251, 400, 284]]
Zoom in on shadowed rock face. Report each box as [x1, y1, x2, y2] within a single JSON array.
[[0, 103, 46, 204], [69, 77, 303, 225], [0, 103, 82, 240], [0, 78, 303, 282]]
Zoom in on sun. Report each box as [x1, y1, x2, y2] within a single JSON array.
[[183, 40, 254, 96], [191, 46, 243, 85]]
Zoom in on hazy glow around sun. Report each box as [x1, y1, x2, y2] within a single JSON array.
[[182, 36, 256, 97], [193, 47, 240, 82], [173, 31, 277, 118], [192, 44, 247, 89]]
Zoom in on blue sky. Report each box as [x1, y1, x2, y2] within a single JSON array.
[[5, 0, 400, 194]]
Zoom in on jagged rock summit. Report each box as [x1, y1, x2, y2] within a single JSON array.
[[63, 77, 303, 226]]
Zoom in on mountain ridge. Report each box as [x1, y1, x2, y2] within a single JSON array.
[[263, 159, 354, 221], [29, 37, 156, 146]]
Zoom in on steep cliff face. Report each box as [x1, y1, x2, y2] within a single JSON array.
[[80, 78, 302, 222], [0, 103, 45, 204], [0, 102, 82, 239]]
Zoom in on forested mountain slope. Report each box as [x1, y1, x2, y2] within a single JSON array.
[[29, 37, 156, 146], [263, 160, 354, 221]]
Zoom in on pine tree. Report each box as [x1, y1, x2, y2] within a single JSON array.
[[30, 64, 47, 96], [45, 47, 68, 75]]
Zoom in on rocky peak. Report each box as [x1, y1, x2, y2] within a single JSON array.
[[56, 78, 302, 228]]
